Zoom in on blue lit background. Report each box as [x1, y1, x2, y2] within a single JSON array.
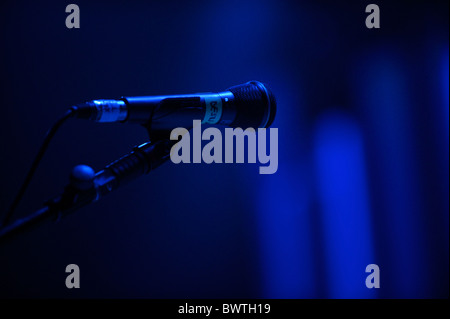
[[0, 0, 448, 298]]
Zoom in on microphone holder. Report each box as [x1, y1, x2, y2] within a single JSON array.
[[0, 137, 173, 243]]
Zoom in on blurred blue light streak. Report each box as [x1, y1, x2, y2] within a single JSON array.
[[313, 111, 376, 298]]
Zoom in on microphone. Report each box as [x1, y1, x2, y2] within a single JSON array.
[[72, 81, 276, 132]]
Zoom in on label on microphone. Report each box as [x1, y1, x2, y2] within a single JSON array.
[[202, 94, 222, 125], [93, 100, 127, 122]]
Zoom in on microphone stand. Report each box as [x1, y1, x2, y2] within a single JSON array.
[[0, 139, 173, 243]]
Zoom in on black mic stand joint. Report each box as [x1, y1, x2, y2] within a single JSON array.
[[0, 138, 173, 243]]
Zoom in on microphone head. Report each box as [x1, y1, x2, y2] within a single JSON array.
[[227, 81, 277, 129]]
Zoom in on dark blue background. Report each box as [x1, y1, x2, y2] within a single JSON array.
[[0, 0, 448, 298]]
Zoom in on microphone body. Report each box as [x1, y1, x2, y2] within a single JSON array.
[[74, 81, 276, 131]]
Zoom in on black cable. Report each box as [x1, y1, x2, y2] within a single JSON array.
[[1, 108, 77, 227]]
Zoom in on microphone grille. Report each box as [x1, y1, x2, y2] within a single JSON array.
[[227, 81, 277, 129]]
